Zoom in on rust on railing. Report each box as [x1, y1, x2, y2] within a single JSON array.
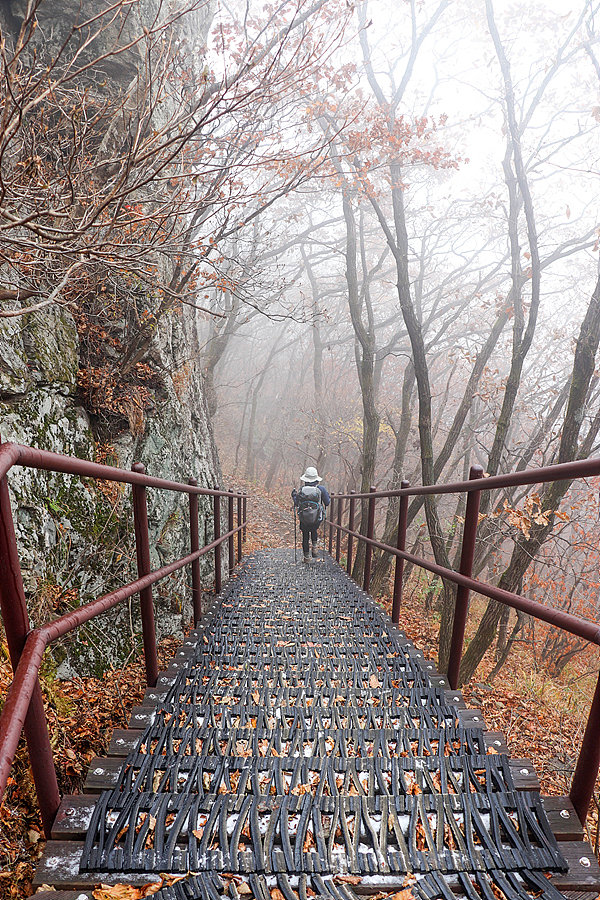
[[0, 440, 247, 836], [328, 456, 600, 826]]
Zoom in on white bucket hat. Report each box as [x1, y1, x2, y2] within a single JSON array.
[[301, 466, 322, 482]]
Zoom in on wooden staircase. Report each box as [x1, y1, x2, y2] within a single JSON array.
[[33, 549, 600, 900]]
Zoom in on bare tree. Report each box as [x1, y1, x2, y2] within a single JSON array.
[[0, 0, 350, 322]]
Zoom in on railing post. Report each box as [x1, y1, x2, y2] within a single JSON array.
[[237, 494, 243, 562], [392, 481, 410, 624], [347, 491, 356, 575], [446, 465, 484, 689], [570, 669, 600, 824], [328, 495, 335, 554], [213, 491, 222, 594], [228, 489, 235, 574], [0, 471, 60, 838], [335, 495, 342, 563], [132, 462, 158, 688], [188, 478, 201, 626], [243, 493, 247, 542], [363, 486, 377, 593]]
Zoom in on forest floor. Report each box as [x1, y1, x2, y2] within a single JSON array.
[[1, 477, 599, 897]]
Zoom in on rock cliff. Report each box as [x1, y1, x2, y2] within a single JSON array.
[[0, 0, 223, 676]]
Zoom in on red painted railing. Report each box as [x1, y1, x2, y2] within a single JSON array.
[[0, 440, 247, 836], [327, 457, 600, 825]]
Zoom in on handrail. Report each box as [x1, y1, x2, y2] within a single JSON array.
[[331, 454, 600, 498], [328, 458, 600, 825], [0, 440, 247, 836]]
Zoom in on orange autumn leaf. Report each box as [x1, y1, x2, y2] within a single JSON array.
[[390, 891, 415, 900], [93, 885, 156, 900]]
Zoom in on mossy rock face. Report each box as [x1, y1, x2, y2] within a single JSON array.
[[0, 1, 221, 677], [5, 0, 141, 83], [1, 304, 223, 677], [2, 390, 105, 593], [0, 306, 79, 399], [0, 316, 30, 396], [25, 306, 79, 387], [4, 0, 215, 87]]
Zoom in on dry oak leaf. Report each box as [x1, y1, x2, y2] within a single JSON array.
[[303, 829, 316, 852], [369, 674, 380, 689], [390, 891, 415, 900], [93, 883, 161, 900]]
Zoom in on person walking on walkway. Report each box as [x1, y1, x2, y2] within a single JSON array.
[[292, 466, 331, 562]]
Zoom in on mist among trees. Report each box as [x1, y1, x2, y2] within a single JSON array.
[[202, 0, 600, 680], [2, 0, 600, 682]]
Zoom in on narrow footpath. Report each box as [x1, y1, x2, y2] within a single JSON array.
[[34, 550, 599, 899]]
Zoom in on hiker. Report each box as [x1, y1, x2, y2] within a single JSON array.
[[292, 466, 331, 562]]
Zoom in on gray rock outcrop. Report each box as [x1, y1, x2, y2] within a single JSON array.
[[0, 0, 225, 676]]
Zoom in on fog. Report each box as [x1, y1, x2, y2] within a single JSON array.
[[203, 0, 598, 497]]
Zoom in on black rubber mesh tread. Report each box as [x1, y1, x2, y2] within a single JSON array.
[[192, 633, 416, 657], [416, 870, 569, 900], [78, 549, 566, 891], [135, 726, 483, 759], [150, 704, 460, 733], [82, 790, 566, 874], [181, 643, 418, 669], [109, 751, 514, 796], [189, 630, 415, 656], [149, 870, 569, 900], [148, 873, 357, 900], [165, 668, 436, 701], [161, 684, 445, 710]]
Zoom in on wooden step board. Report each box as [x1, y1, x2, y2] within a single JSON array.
[[34, 839, 600, 893]]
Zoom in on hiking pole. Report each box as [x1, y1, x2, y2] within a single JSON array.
[[293, 505, 297, 563]]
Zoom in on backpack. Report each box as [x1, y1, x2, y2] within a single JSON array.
[[296, 484, 324, 527]]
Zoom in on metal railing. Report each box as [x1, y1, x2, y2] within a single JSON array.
[[0, 440, 247, 836], [327, 458, 600, 825]]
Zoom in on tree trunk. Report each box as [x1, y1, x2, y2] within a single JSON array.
[[453, 3, 599, 683], [458, 272, 600, 684], [339, 191, 382, 583], [369, 362, 415, 596], [302, 249, 328, 476], [383, 166, 456, 670]]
